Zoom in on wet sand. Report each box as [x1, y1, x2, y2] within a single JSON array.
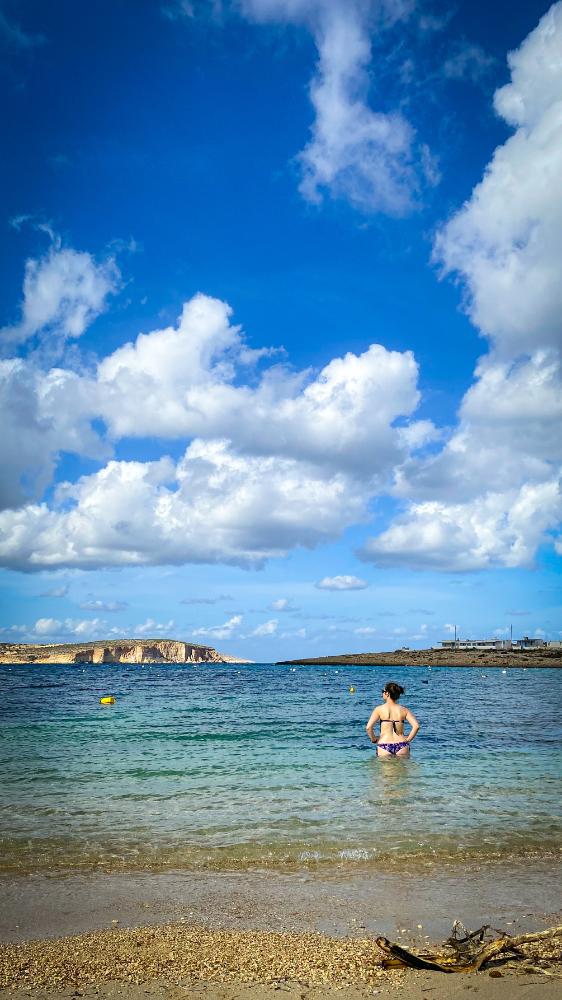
[[2, 861, 561, 944], [2, 978, 560, 1000]]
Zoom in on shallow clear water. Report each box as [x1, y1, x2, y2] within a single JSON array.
[[1, 663, 561, 874]]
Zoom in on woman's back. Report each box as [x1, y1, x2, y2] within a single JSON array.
[[377, 700, 407, 737], [365, 682, 420, 758]]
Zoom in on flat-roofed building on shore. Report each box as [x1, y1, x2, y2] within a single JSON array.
[[435, 636, 547, 651]]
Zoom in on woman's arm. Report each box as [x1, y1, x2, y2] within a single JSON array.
[[365, 707, 380, 744], [404, 708, 420, 743]]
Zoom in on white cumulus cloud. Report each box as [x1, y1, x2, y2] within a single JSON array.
[[1, 239, 120, 347], [34, 617, 62, 635], [134, 618, 175, 634], [433, 2, 562, 358], [0, 444, 371, 571], [247, 619, 278, 637], [79, 599, 129, 612], [316, 574, 368, 590], [31, 617, 108, 638], [270, 598, 298, 611], [361, 3, 562, 571], [39, 584, 69, 598], [96, 292, 425, 480], [193, 615, 243, 639], [360, 479, 562, 571], [0, 358, 109, 510], [0, 284, 429, 530], [239, 0, 431, 215]]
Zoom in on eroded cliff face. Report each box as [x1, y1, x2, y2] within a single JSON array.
[[0, 639, 249, 665]]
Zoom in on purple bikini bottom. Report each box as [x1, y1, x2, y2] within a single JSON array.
[[377, 741, 409, 755]]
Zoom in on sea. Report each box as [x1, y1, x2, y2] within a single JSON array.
[[1, 662, 561, 877]]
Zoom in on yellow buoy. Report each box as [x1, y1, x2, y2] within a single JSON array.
[[100, 696, 115, 705], [349, 686, 355, 694]]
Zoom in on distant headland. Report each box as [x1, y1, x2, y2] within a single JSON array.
[[276, 647, 562, 668], [0, 639, 251, 665]]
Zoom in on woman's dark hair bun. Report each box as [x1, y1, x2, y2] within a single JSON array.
[[384, 681, 405, 701]]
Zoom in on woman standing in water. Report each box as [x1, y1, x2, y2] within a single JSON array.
[[366, 682, 420, 757]]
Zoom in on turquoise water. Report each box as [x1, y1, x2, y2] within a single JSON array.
[[1, 663, 561, 875]]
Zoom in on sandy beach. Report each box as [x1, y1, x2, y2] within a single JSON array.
[[1, 865, 561, 999], [3, 976, 561, 1000], [1, 921, 561, 1000], [2, 976, 562, 1000]]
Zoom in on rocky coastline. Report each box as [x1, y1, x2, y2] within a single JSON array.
[[0, 639, 250, 665], [277, 647, 562, 668]]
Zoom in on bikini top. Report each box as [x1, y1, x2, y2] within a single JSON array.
[[380, 716, 404, 728]]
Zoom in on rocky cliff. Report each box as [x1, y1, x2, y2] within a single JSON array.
[[0, 639, 250, 665]]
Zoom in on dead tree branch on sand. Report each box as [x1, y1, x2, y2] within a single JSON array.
[[375, 923, 562, 975]]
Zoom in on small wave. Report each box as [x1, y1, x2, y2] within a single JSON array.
[[337, 848, 371, 860]]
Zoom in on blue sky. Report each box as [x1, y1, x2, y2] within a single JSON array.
[[1, 0, 561, 660]]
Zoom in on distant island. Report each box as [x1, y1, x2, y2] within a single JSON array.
[[277, 647, 562, 668], [0, 639, 251, 665]]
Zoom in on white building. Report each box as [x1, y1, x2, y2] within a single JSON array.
[[436, 639, 508, 651], [435, 636, 546, 651]]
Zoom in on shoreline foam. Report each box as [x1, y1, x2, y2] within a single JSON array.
[[2, 838, 561, 879]]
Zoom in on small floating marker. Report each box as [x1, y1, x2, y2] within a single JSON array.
[[502, 670, 507, 674], [100, 696, 115, 705], [349, 686, 355, 694]]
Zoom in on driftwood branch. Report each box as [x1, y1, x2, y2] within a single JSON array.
[[375, 924, 562, 975], [519, 965, 561, 977], [507, 927, 562, 948], [375, 939, 454, 973]]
